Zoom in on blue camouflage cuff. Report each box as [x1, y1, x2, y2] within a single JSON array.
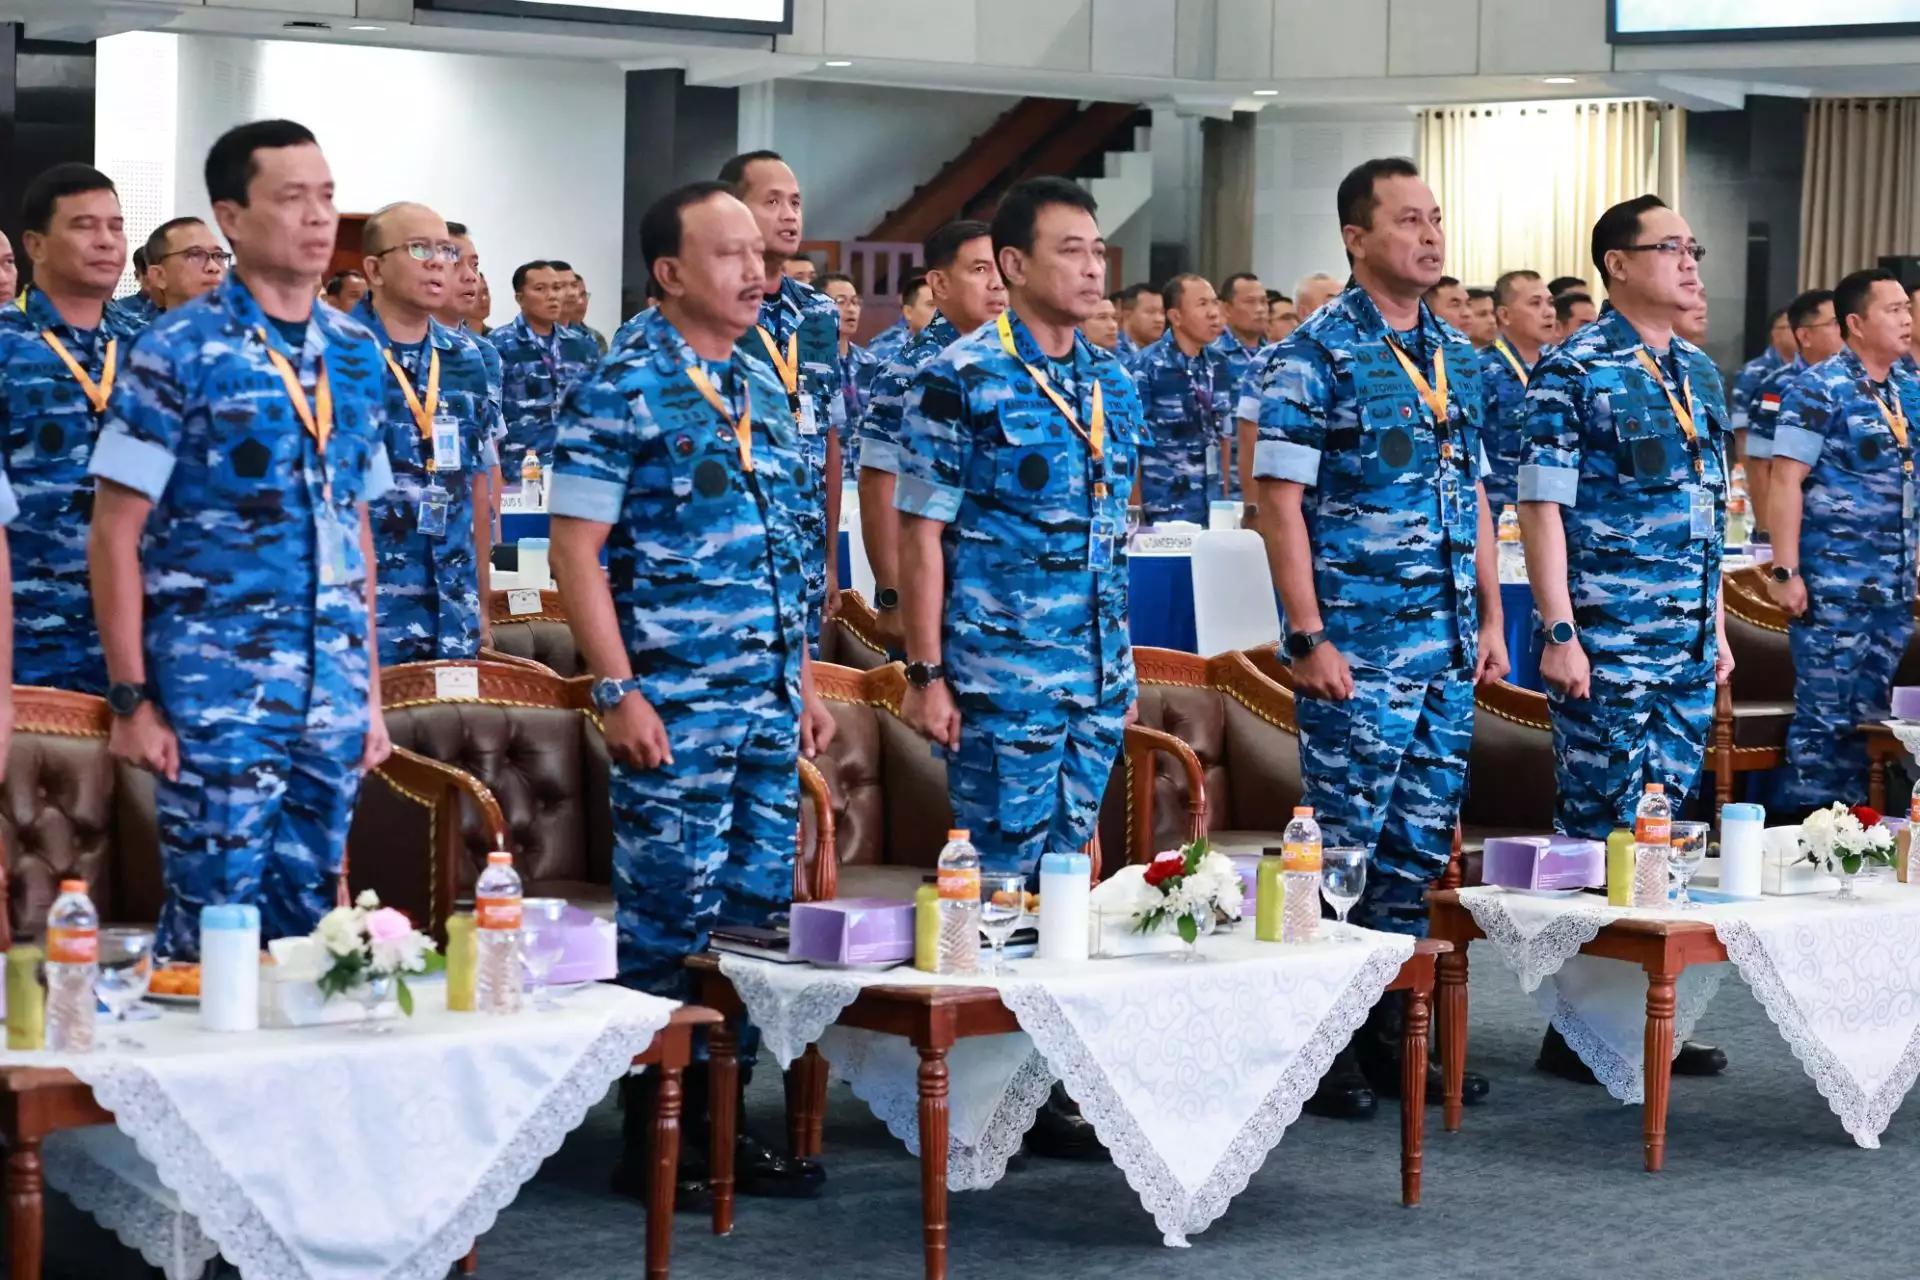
[[548, 472, 626, 524], [894, 473, 960, 522], [858, 438, 901, 475], [1732, 409, 1750, 430], [364, 446, 396, 504], [1518, 463, 1578, 506], [1744, 430, 1775, 460], [480, 438, 500, 469], [1236, 394, 1261, 424], [1771, 424, 1825, 467], [88, 428, 176, 502], [1478, 440, 1492, 480], [0, 471, 17, 527], [1253, 439, 1320, 486]]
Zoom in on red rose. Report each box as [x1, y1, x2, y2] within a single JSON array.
[[1852, 804, 1882, 828], [1144, 854, 1185, 888]]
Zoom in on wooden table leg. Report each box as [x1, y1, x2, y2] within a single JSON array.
[[708, 1021, 739, 1237], [1870, 751, 1889, 813], [1401, 984, 1429, 1207], [786, 1045, 826, 1159], [457, 1246, 477, 1273], [8, 1138, 42, 1280], [1437, 943, 1469, 1133], [646, 1066, 683, 1280], [1642, 965, 1677, 1173], [917, 1045, 950, 1280], [805, 1049, 827, 1157]]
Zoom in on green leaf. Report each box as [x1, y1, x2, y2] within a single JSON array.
[[396, 977, 414, 1018], [419, 950, 448, 975], [1177, 914, 1198, 945], [1842, 853, 1863, 876]]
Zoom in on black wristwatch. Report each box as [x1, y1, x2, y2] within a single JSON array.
[[1543, 619, 1577, 646], [1284, 629, 1327, 659], [874, 586, 900, 612], [1769, 564, 1799, 584], [904, 660, 946, 689], [106, 682, 150, 718]]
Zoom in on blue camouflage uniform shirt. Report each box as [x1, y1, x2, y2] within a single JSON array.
[[1255, 285, 1488, 674], [838, 343, 880, 484], [352, 299, 502, 665], [487, 312, 600, 467], [1771, 346, 1920, 612], [1730, 346, 1783, 431], [858, 313, 961, 476], [611, 307, 651, 354], [90, 272, 394, 732], [548, 307, 809, 697], [107, 293, 160, 335], [1477, 338, 1536, 511], [895, 310, 1148, 707], [1743, 355, 1807, 462], [0, 289, 146, 692], [864, 318, 909, 366], [756, 278, 844, 604], [1130, 330, 1230, 523], [1209, 331, 1264, 497], [1112, 331, 1138, 367], [1519, 307, 1730, 662]]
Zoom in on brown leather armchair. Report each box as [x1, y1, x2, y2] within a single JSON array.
[[1712, 565, 1793, 806], [483, 587, 587, 676], [816, 592, 891, 672]]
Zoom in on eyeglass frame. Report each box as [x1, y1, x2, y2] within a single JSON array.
[[374, 240, 463, 264], [153, 246, 233, 269], [1620, 239, 1707, 263]]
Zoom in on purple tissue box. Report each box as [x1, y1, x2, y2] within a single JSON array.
[[1893, 686, 1920, 721], [790, 898, 916, 967], [548, 906, 618, 985], [1482, 836, 1606, 891]]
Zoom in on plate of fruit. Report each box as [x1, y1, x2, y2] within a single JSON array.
[[147, 963, 201, 1005]]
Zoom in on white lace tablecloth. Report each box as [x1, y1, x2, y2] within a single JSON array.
[[1884, 718, 1920, 762], [12, 983, 678, 1280], [1459, 882, 1920, 1146], [722, 924, 1416, 1246]]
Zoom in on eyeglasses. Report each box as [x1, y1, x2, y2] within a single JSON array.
[[156, 247, 232, 270], [376, 240, 462, 264], [1622, 239, 1706, 262]]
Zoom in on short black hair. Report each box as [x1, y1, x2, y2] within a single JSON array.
[[1547, 276, 1587, 296], [1786, 288, 1834, 334], [990, 176, 1098, 260], [1591, 194, 1668, 286], [1161, 272, 1208, 313], [323, 270, 364, 298], [22, 163, 117, 236], [1467, 286, 1494, 303], [718, 149, 785, 193], [446, 220, 468, 238], [205, 119, 318, 208], [924, 219, 992, 272], [639, 181, 735, 282], [900, 270, 930, 307], [786, 252, 814, 266], [819, 271, 855, 290], [1335, 157, 1419, 232], [1425, 276, 1461, 296], [1265, 289, 1289, 305], [549, 260, 575, 274], [1118, 281, 1157, 308], [144, 216, 206, 267], [1767, 305, 1788, 324], [1834, 270, 1896, 339], [1553, 291, 1595, 325], [132, 246, 148, 274], [511, 260, 555, 292], [1218, 271, 1261, 302], [1493, 269, 1541, 309]]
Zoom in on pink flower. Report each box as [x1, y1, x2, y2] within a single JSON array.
[[365, 908, 413, 943]]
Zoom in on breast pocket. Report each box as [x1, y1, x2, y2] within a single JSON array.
[[1614, 397, 1685, 491], [1358, 397, 1430, 485], [665, 427, 746, 519], [1846, 416, 1898, 473], [993, 408, 1076, 506], [205, 395, 302, 510]]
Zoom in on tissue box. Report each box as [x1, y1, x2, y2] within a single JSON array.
[[1482, 836, 1606, 891], [1891, 688, 1920, 720], [789, 898, 915, 966], [1760, 824, 1840, 895], [260, 971, 397, 1028], [549, 907, 618, 985], [1089, 905, 1185, 958]]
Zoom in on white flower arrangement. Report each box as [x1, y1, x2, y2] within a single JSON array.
[[313, 890, 444, 1016], [1134, 839, 1246, 943], [1798, 802, 1897, 878]]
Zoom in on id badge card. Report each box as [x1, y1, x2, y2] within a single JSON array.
[[1905, 472, 1915, 523], [796, 393, 820, 436], [316, 508, 350, 587], [1439, 469, 1464, 535], [1089, 505, 1120, 574], [418, 481, 450, 538], [431, 414, 463, 472], [1687, 485, 1714, 541]]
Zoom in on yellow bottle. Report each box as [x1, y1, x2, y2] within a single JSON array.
[[445, 915, 478, 1012], [7, 946, 45, 1050], [914, 883, 940, 973], [1606, 829, 1636, 907], [1255, 857, 1286, 942]]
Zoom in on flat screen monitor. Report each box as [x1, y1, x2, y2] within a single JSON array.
[[415, 0, 790, 34], [1610, 0, 1920, 44]]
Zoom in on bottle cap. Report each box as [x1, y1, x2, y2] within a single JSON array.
[[201, 903, 259, 931], [1292, 806, 1313, 817], [1644, 783, 1664, 794], [1039, 852, 1090, 875], [1721, 803, 1764, 823], [487, 850, 513, 865], [58, 879, 86, 894], [947, 829, 970, 841]]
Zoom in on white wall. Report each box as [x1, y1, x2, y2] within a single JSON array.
[[94, 31, 180, 298], [1250, 107, 1417, 298], [100, 33, 627, 336]]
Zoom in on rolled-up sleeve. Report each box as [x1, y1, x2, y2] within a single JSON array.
[[1519, 355, 1588, 507], [92, 332, 185, 501], [547, 369, 634, 524], [1252, 343, 1329, 487], [1770, 387, 1832, 468], [893, 362, 969, 523]]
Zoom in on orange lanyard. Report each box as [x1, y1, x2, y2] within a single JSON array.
[[382, 345, 442, 466], [685, 364, 754, 473], [41, 331, 117, 414], [756, 326, 800, 397], [1384, 336, 1451, 457], [1872, 388, 1912, 474], [1493, 338, 1528, 388], [1633, 349, 1702, 475], [997, 312, 1107, 494], [258, 327, 334, 497]]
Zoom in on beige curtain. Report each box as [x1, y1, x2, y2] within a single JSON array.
[[1799, 98, 1920, 289], [1416, 100, 1686, 294]]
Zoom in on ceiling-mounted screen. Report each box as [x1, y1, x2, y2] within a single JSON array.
[[415, 0, 790, 34], [1611, 0, 1920, 43]]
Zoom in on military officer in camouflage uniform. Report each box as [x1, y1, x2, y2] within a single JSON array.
[[1731, 308, 1793, 432], [0, 163, 136, 694], [1766, 268, 1920, 812], [857, 220, 1006, 649], [89, 119, 394, 960], [896, 177, 1147, 877], [1210, 273, 1268, 498], [1745, 291, 1835, 536], [1131, 273, 1230, 524], [488, 258, 599, 472], [353, 203, 499, 665], [549, 180, 833, 1202], [822, 271, 877, 488], [1256, 158, 1507, 1117], [1477, 269, 1556, 510]]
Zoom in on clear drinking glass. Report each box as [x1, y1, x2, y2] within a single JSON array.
[[1320, 847, 1369, 939], [1668, 821, 1710, 909], [979, 874, 1026, 976], [1125, 505, 1145, 539], [95, 927, 155, 1048], [520, 898, 570, 1010]]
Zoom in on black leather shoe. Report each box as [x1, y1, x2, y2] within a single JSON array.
[[1304, 1047, 1377, 1120], [713, 1132, 827, 1199], [1536, 1025, 1600, 1085], [1354, 994, 1489, 1106], [1673, 1040, 1728, 1077], [609, 1074, 720, 1212], [1025, 1082, 1108, 1160]]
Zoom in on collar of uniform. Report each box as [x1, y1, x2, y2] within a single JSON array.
[[350, 296, 455, 353], [1000, 305, 1091, 377], [641, 306, 746, 383], [922, 312, 961, 349], [1834, 344, 1871, 388], [21, 284, 103, 340], [759, 276, 808, 338], [217, 270, 335, 361], [1333, 282, 1442, 351], [1209, 330, 1259, 359]]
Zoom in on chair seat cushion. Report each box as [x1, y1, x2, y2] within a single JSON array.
[[836, 864, 933, 903], [538, 880, 614, 921], [1204, 830, 1286, 857]]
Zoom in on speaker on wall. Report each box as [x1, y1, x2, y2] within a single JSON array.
[[1878, 255, 1920, 292]]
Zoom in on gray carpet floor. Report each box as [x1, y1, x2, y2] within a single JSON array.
[[47, 939, 1913, 1279]]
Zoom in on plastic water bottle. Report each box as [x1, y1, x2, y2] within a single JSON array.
[[1497, 504, 1526, 584], [519, 449, 543, 509], [1632, 783, 1672, 907], [475, 851, 524, 1015], [935, 829, 980, 975], [45, 879, 98, 1053], [1280, 807, 1322, 944]]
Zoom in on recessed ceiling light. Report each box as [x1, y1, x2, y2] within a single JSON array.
[[1253, 89, 1279, 96], [824, 59, 852, 67], [350, 24, 386, 31], [282, 20, 331, 30], [1543, 76, 1577, 84]]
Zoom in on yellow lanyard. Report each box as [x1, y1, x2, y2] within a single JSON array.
[[1872, 388, 1912, 474], [756, 326, 800, 397], [685, 364, 754, 473], [41, 331, 117, 414], [1384, 336, 1452, 458], [381, 346, 442, 469], [1632, 349, 1702, 475], [1493, 338, 1528, 388], [997, 312, 1107, 494], [258, 328, 334, 498]]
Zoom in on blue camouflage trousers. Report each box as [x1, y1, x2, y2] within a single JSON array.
[[950, 675, 1132, 876], [154, 724, 364, 960], [1777, 607, 1912, 814], [1550, 656, 1715, 840], [1296, 664, 1474, 936]]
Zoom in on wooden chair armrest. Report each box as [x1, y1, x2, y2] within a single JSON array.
[[369, 746, 509, 942], [796, 758, 837, 903], [1123, 724, 1209, 867], [475, 647, 559, 675]]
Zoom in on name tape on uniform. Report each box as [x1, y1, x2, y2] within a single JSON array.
[[434, 667, 481, 701], [506, 588, 544, 616]]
